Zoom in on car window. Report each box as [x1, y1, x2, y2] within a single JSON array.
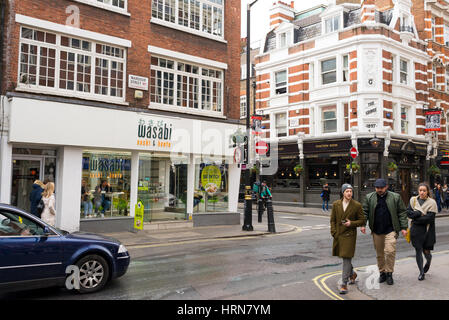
[[0, 210, 46, 237]]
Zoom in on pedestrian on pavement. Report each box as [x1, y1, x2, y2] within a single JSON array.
[[260, 181, 272, 200], [41, 182, 56, 227], [407, 183, 437, 281], [445, 184, 449, 210], [321, 184, 331, 212], [29, 180, 45, 218], [330, 183, 366, 295], [434, 183, 442, 213], [361, 178, 408, 286]]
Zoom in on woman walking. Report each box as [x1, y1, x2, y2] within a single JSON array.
[[330, 184, 366, 294], [407, 183, 437, 281], [41, 182, 56, 227], [29, 180, 45, 218], [434, 184, 442, 213]]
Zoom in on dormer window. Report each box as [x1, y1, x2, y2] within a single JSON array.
[[325, 15, 340, 33], [277, 29, 292, 49]]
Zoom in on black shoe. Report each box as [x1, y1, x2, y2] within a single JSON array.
[[418, 273, 425, 281], [379, 272, 387, 283], [424, 257, 432, 273], [386, 272, 394, 285]]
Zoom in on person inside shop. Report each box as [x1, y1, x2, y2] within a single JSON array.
[[93, 184, 103, 216], [407, 183, 437, 281], [99, 180, 112, 216], [81, 179, 93, 218]]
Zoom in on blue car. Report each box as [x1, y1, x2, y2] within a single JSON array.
[[0, 203, 130, 294]]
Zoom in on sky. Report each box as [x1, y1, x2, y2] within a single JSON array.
[[241, 0, 329, 47]]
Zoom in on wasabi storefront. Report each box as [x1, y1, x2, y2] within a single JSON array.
[[2, 96, 242, 232]]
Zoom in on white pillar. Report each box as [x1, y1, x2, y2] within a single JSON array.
[[0, 135, 12, 204], [55, 146, 83, 232], [129, 151, 139, 218], [186, 154, 195, 218], [228, 163, 241, 212]]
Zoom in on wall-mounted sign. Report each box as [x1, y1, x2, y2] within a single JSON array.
[[129, 75, 149, 91], [289, 118, 299, 127], [365, 101, 377, 117], [365, 123, 377, 129], [425, 110, 441, 132]]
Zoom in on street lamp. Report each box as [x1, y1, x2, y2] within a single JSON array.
[[242, 0, 259, 231]]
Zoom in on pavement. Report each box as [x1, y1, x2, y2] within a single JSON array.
[[99, 204, 449, 300]]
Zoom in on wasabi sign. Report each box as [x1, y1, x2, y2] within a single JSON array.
[[201, 166, 221, 194], [134, 201, 144, 230]]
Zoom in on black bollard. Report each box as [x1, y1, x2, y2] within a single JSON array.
[[258, 198, 264, 223], [266, 199, 276, 233]]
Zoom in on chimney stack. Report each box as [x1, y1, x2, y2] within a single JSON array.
[[269, 1, 296, 29], [361, 0, 376, 24]]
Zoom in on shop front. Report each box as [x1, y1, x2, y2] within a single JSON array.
[[303, 139, 353, 206], [3, 96, 242, 232], [387, 139, 427, 205]]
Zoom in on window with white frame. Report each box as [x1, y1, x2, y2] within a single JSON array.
[[240, 96, 247, 119], [321, 58, 336, 85], [274, 70, 287, 95], [278, 31, 291, 49], [342, 55, 349, 82], [324, 16, 340, 33], [401, 106, 409, 134], [344, 103, 349, 131], [18, 27, 125, 100], [96, 0, 126, 9], [445, 24, 449, 46], [275, 113, 287, 137], [400, 59, 408, 85], [152, 0, 223, 38], [150, 56, 223, 113], [322, 105, 337, 133]]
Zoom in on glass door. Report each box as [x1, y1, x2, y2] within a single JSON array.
[[11, 158, 42, 212]]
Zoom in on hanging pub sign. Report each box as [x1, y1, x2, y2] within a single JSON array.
[[425, 110, 441, 132]]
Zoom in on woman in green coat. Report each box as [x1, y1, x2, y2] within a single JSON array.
[[330, 184, 366, 294]]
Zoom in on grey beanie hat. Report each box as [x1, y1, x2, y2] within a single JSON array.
[[341, 183, 353, 194]]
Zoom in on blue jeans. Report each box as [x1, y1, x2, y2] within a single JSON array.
[[102, 199, 111, 213], [322, 200, 329, 211], [83, 201, 93, 216]]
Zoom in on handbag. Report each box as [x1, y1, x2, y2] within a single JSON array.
[[406, 196, 418, 244], [36, 198, 45, 215]]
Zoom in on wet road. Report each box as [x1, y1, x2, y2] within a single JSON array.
[[4, 213, 449, 300]]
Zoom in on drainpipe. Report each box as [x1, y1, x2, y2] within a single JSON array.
[[0, 0, 6, 94]]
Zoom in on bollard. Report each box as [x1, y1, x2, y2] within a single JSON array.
[[258, 198, 264, 223], [266, 199, 276, 233]]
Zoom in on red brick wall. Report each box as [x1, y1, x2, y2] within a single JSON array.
[[2, 0, 241, 120]]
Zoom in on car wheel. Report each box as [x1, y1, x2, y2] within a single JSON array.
[[74, 254, 110, 294]]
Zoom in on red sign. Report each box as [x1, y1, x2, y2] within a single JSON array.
[[350, 147, 358, 159], [255, 141, 269, 155]]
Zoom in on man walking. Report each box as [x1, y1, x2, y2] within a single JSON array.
[[361, 179, 408, 285]]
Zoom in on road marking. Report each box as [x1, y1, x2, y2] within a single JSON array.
[[313, 249, 449, 300]]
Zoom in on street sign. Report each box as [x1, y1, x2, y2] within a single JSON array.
[[255, 141, 269, 155], [350, 147, 358, 159], [134, 201, 144, 230]]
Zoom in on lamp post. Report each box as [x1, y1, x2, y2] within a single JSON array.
[[243, 0, 259, 231]]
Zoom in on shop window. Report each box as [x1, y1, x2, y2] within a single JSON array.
[[322, 106, 337, 133], [80, 151, 131, 219], [137, 154, 188, 222], [194, 159, 228, 213], [321, 58, 336, 85], [361, 153, 380, 189], [307, 158, 340, 188]]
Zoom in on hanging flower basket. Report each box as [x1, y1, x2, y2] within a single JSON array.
[[250, 164, 259, 175], [346, 163, 360, 174], [388, 162, 398, 172], [428, 165, 441, 177], [293, 164, 303, 175]]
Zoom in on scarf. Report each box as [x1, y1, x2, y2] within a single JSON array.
[[409, 196, 438, 216]]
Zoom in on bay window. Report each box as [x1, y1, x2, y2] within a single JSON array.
[[322, 106, 337, 133], [321, 58, 336, 85]]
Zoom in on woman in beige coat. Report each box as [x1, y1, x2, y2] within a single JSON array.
[[330, 184, 366, 294], [41, 182, 56, 227]]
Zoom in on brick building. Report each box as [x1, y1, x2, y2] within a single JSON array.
[[0, 0, 242, 232], [254, 0, 436, 207]]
